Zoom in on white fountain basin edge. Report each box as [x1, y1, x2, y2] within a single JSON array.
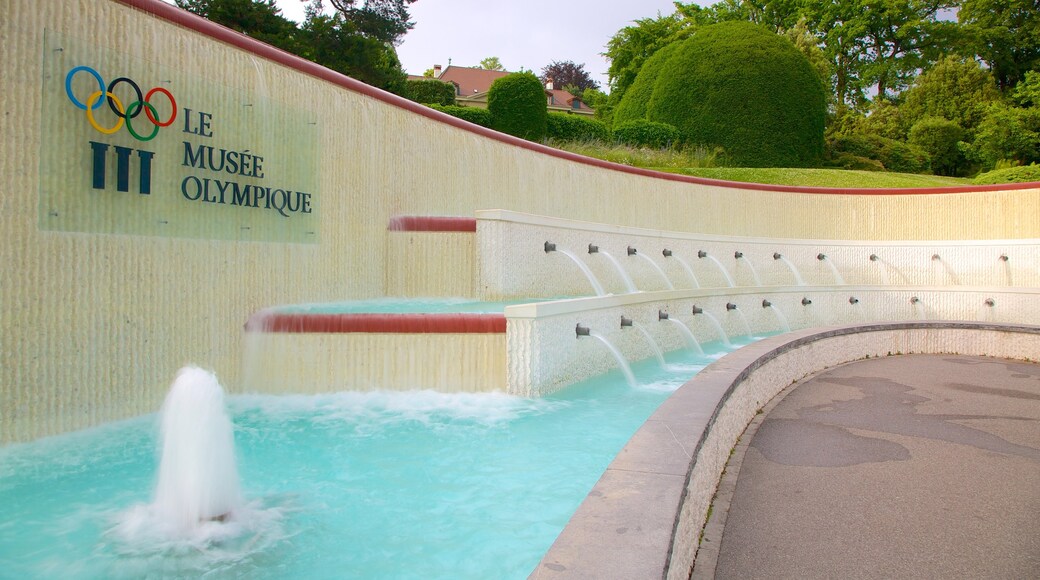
[[531, 321, 1040, 579]]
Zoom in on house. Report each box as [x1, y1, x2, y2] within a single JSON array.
[[409, 64, 595, 116]]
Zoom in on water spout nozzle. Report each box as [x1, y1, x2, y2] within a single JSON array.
[[726, 302, 738, 311], [734, 251, 743, 259], [662, 248, 673, 257], [869, 254, 879, 261], [762, 299, 772, 308], [1000, 254, 1009, 262], [692, 305, 703, 315], [817, 253, 827, 261], [620, 316, 633, 328], [984, 298, 995, 307], [773, 252, 782, 260], [849, 297, 859, 305], [544, 241, 556, 253], [588, 244, 599, 254], [627, 246, 638, 256], [658, 310, 670, 320], [910, 296, 920, 304], [932, 254, 941, 261], [801, 297, 812, 306], [576, 324, 591, 337], [697, 250, 708, 259]]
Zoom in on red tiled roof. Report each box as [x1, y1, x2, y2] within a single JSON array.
[[436, 66, 510, 96]]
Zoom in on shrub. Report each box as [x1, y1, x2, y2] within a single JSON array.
[[487, 72, 547, 141], [972, 163, 1040, 184], [612, 119, 681, 149], [614, 21, 827, 167], [908, 117, 965, 176], [972, 104, 1040, 169], [824, 152, 886, 172], [427, 104, 491, 127], [828, 133, 930, 174], [545, 112, 611, 142], [405, 79, 456, 106], [612, 42, 681, 124], [900, 56, 1001, 137]]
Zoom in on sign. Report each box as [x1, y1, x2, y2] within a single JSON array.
[[40, 31, 319, 243]]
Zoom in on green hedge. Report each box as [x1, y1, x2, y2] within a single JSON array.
[[972, 163, 1040, 184], [828, 133, 931, 174], [427, 104, 491, 127], [615, 21, 827, 167], [546, 112, 611, 142], [405, 79, 456, 106], [488, 72, 548, 141], [612, 119, 680, 149]]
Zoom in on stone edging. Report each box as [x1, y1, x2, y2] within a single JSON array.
[[531, 321, 1040, 579]]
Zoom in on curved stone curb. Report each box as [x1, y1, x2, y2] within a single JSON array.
[[531, 321, 1040, 579]]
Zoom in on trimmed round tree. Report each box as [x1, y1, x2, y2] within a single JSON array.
[[488, 72, 547, 141], [615, 21, 827, 167]]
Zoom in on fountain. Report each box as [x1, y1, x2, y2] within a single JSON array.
[[977, 298, 997, 322], [734, 251, 762, 286], [628, 246, 674, 290], [773, 252, 805, 286], [632, 319, 667, 368], [1000, 254, 1012, 286], [578, 324, 636, 387], [698, 250, 735, 287], [931, 253, 961, 285], [692, 304, 731, 346], [762, 299, 790, 332], [663, 316, 704, 355], [153, 367, 242, 533], [589, 244, 638, 293], [664, 249, 700, 288], [817, 253, 845, 285], [726, 302, 753, 337], [545, 242, 607, 296]]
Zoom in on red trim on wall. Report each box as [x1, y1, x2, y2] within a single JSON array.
[[117, 0, 1040, 196], [387, 216, 477, 232], [246, 313, 507, 334]]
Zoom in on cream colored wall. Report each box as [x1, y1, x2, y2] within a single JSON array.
[[385, 232, 474, 297], [2, 0, 1039, 442]]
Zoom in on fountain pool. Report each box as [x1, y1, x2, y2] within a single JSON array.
[[0, 338, 762, 579]]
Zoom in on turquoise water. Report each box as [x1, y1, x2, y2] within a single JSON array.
[[270, 297, 562, 314], [0, 337, 762, 579]]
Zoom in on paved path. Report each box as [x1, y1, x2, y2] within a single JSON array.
[[707, 354, 1040, 579]]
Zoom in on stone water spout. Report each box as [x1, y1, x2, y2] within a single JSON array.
[[801, 297, 812, 305], [588, 244, 599, 254], [662, 249, 672, 257], [817, 253, 827, 261], [620, 316, 633, 328], [869, 254, 879, 261], [697, 250, 708, 258], [849, 297, 859, 304], [576, 323, 591, 337], [1000, 254, 1009, 262], [773, 253, 782, 260], [692, 305, 703, 315], [734, 251, 743, 259], [932, 254, 941, 261], [726, 302, 738, 311], [910, 296, 920, 304], [762, 299, 772, 308], [628, 246, 638, 256], [984, 298, 995, 307], [544, 241, 556, 253], [658, 310, 669, 320]]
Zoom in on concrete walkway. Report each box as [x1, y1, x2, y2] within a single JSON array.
[[704, 354, 1040, 579]]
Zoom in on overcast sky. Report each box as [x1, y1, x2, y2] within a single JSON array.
[[272, 0, 697, 91]]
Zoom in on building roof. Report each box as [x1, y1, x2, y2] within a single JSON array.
[[435, 65, 511, 97]]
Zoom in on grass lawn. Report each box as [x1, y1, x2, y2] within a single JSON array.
[[652, 167, 972, 188]]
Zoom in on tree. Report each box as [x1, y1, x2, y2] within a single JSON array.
[[908, 117, 965, 175], [176, 0, 303, 53], [487, 72, 548, 141], [604, 13, 691, 101], [899, 56, 1002, 137], [616, 21, 827, 167], [325, 0, 417, 45], [960, 0, 1040, 91], [300, 8, 408, 94], [540, 61, 599, 92], [478, 57, 505, 71]]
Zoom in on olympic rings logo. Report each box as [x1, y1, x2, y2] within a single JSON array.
[[64, 65, 178, 142]]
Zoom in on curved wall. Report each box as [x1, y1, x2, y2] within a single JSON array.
[[1, 0, 1039, 441]]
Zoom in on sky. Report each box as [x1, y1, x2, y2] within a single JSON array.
[[272, 0, 693, 91]]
